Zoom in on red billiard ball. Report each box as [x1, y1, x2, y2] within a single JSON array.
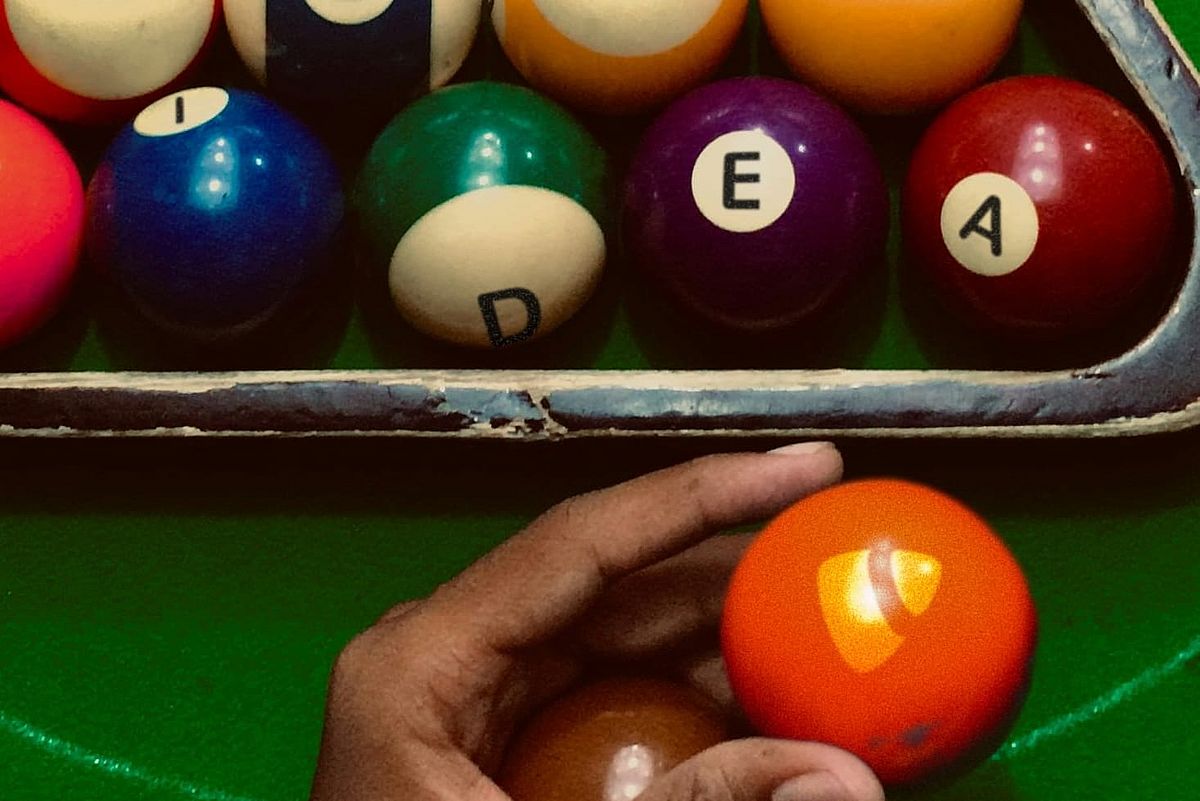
[[0, 99, 84, 349], [0, 0, 220, 125], [903, 76, 1177, 338], [498, 678, 728, 801], [721, 479, 1037, 788]]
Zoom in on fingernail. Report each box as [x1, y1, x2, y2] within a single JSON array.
[[772, 771, 851, 801], [768, 441, 836, 457]]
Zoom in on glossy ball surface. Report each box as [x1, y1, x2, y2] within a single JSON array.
[[224, 0, 481, 108], [355, 81, 608, 349], [0, 100, 84, 348], [493, 0, 748, 115], [903, 76, 1177, 338], [759, 0, 1022, 115], [499, 678, 728, 801], [722, 479, 1036, 788], [87, 88, 344, 341], [0, 0, 220, 125], [623, 77, 888, 332]]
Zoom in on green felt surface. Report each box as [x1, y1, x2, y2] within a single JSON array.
[[3, 2, 1200, 800]]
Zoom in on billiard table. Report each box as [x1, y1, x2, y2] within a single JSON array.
[[2, 1, 1199, 800]]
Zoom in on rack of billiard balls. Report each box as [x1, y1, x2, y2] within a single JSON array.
[[0, 0, 1194, 436]]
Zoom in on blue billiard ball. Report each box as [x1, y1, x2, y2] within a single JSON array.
[[224, 0, 482, 108], [86, 87, 345, 341]]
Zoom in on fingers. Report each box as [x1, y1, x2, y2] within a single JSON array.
[[311, 631, 536, 801], [677, 651, 740, 720], [637, 739, 885, 801], [426, 444, 843, 652], [571, 533, 754, 660], [310, 731, 513, 801]]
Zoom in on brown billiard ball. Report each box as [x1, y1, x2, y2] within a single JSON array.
[[498, 677, 728, 801]]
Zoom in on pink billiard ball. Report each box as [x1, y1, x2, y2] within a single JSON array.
[[0, 99, 84, 348], [0, 0, 220, 125], [903, 76, 1178, 339]]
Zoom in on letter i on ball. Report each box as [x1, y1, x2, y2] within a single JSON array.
[[0, 0, 221, 125], [224, 0, 482, 109], [355, 82, 608, 349]]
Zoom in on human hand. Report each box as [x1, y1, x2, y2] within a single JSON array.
[[309, 443, 886, 801]]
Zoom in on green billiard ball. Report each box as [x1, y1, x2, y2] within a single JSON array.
[[355, 81, 608, 348]]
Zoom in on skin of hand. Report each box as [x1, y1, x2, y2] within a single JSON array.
[[309, 442, 886, 801]]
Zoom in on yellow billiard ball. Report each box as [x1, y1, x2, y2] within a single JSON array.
[[493, 0, 748, 115], [759, 0, 1023, 115]]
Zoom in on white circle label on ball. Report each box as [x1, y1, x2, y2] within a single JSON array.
[[430, 0, 482, 88], [134, 88, 229, 137], [940, 172, 1040, 278], [691, 130, 796, 234], [5, 0, 215, 100], [523, 0, 723, 57], [304, 0, 394, 25]]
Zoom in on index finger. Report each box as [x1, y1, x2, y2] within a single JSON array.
[[426, 443, 843, 652]]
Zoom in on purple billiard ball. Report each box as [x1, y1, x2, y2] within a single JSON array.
[[623, 77, 889, 331]]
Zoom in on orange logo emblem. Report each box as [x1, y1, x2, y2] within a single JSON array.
[[817, 543, 942, 673]]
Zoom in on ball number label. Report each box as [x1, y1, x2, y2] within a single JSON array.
[[3, 0, 217, 103], [134, 88, 230, 137], [959, 195, 1003, 257], [940, 172, 1039, 277], [692, 131, 795, 234], [520, 0, 725, 58], [723, 152, 761, 210], [262, 0, 432, 101], [479, 288, 542, 347], [303, 0, 395, 24]]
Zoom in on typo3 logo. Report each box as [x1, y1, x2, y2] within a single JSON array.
[[818, 542, 942, 673]]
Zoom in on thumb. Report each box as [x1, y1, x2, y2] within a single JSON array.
[[637, 739, 885, 801]]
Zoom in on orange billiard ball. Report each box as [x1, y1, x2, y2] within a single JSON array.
[[492, 0, 748, 115], [721, 479, 1036, 787], [758, 0, 1023, 115]]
